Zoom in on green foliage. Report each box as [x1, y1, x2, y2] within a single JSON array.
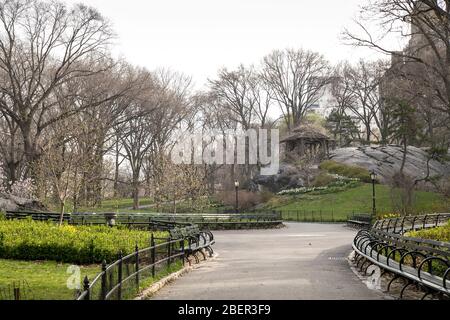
[[319, 161, 371, 182], [390, 99, 424, 146], [407, 221, 450, 243], [325, 110, 360, 146], [0, 220, 165, 264]]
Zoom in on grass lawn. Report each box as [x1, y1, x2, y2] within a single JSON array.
[[0, 259, 185, 300], [60, 197, 155, 213], [0, 259, 100, 300], [266, 184, 450, 222], [74, 197, 227, 214]]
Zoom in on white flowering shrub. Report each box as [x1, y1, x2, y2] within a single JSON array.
[[0, 167, 36, 200], [9, 178, 36, 200], [277, 186, 328, 196], [277, 174, 361, 196]]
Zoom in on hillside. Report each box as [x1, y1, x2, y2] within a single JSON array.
[[264, 184, 450, 222]]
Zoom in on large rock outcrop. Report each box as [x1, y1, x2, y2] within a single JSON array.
[[330, 145, 450, 183], [0, 193, 46, 213], [253, 164, 306, 192]]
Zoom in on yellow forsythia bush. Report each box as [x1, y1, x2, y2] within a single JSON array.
[[0, 219, 166, 264], [407, 221, 450, 243]]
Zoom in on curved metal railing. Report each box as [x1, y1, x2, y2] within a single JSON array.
[[372, 213, 450, 234], [353, 213, 450, 299], [76, 224, 215, 300], [5, 211, 283, 229]]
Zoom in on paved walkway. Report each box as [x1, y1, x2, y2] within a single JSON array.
[[152, 223, 387, 300]]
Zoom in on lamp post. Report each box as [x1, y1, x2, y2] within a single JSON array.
[[370, 170, 377, 226], [234, 181, 240, 214]]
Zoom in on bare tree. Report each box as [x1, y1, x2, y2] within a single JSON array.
[[0, 0, 115, 177], [116, 73, 160, 210], [68, 63, 150, 208], [346, 60, 386, 143], [329, 62, 360, 145], [208, 65, 258, 131], [261, 48, 332, 131], [35, 118, 88, 224], [344, 0, 450, 146]]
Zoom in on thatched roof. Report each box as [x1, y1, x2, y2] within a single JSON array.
[[281, 126, 332, 143]]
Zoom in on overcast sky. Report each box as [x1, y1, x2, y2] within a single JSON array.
[[64, 0, 390, 88]]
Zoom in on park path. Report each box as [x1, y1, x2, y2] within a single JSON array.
[[152, 223, 387, 300]]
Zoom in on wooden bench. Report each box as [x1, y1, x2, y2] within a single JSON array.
[[347, 213, 372, 228]]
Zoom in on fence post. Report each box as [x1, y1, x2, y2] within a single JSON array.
[[167, 237, 172, 269], [118, 251, 123, 300], [151, 234, 156, 278], [296, 211, 299, 222], [135, 244, 140, 292], [101, 260, 107, 300], [331, 209, 334, 223], [320, 210, 323, 223], [180, 239, 185, 266], [83, 276, 90, 301], [13, 287, 20, 301]]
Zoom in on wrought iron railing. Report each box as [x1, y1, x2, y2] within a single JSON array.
[[76, 226, 215, 300], [372, 213, 450, 234], [5, 211, 283, 229], [352, 213, 450, 299]]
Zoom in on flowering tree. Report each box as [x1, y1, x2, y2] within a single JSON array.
[[0, 167, 36, 200]]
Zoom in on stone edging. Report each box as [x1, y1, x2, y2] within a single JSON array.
[[134, 252, 219, 300]]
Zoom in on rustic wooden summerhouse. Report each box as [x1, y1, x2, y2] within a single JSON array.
[[281, 126, 336, 159]]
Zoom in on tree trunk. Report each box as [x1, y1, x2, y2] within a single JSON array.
[[21, 123, 40, 180], [133, 186, 140, 210], [132, 171, 140, 210], [59, 200, 66, 226], [400, 138, 407, 174], [173, 191, 177, 214], [113, 139, 120, 198]]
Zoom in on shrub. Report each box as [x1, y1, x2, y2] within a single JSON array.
[[260, 191, 275, 203], [319, 161, 371, 182], [378, 213, 401, 220], [312, 172, 335, 187], [407, 221, 450, 243], [0, 220, 165, 264], [216, 191, 262, 210]]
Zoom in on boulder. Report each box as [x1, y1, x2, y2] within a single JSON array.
[[329, 145, 450, 183], [254, 164, 306, 192], [0, 193, 47, 213]]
